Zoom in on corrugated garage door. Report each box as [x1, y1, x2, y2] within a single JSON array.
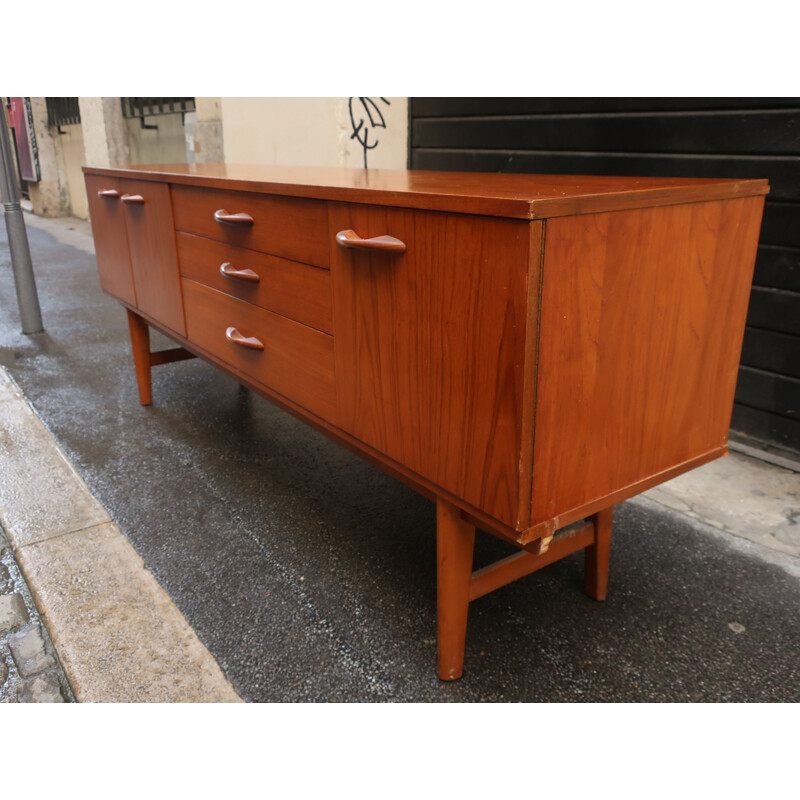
[[409, 98, 800, 455]]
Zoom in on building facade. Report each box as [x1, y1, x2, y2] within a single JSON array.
[[6, 97, 409, 220]]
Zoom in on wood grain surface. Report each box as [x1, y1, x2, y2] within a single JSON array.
[[85, 164, 768, 542], [84, 164, 769, 221], [182, 279, 335, 419], [85, 175, 137, 306], [409, 97, 794, 453], [171, 184, 330, 267], [119, 179, 186, 336], [530, 196, 766, 526], [176, 232, 333, 334], [330, 202, 533, 529]]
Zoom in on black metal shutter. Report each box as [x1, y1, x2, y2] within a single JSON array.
[[409, 98, 800, 454]]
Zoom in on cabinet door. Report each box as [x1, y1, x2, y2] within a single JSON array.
[[330, 203, 534, 529], [85, 174, 136, 305], [119, 178, 186, 336]]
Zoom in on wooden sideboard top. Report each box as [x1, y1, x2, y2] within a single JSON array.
[[82, 164, 769, 220]]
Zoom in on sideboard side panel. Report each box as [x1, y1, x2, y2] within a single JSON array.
[[330, 203, 531, 529], [530, 196, 766, 525]]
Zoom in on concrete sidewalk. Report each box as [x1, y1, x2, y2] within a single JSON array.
[[1, 213, 798, 702], [0, 366, 240, 702]]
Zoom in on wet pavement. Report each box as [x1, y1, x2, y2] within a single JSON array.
[[1, 217, 798, 702]]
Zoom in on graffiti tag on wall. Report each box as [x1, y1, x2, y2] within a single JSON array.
[[348, 97, 391, 169]]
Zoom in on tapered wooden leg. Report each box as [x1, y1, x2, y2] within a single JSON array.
[[437, 498, 476, 681], [585, 505, 614, 601], [126, 309, 153, 406]]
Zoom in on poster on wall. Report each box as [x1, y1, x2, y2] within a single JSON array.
[[9, 97, 40, 183]]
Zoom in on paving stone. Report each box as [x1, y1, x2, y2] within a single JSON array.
[[0, 658, 7, 686], [8, 626, 54, 677], [16, 672, 64, 703], [0, 593, 29, 632]]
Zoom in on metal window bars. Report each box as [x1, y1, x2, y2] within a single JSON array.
[[45, 97, 81, 133], [120, 98, 196, 129]]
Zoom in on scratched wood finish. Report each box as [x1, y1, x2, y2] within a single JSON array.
[[119, 179, 186, 336], [85, 164, 768, 221], [176, 232, 333, 334], [182, 278, 335, 419], [171, 184, 330, 267], [469, 520, 594, 601], [85, 175, 137, 305], [530, 196, 766, 526], [330, 202, 534, 529]]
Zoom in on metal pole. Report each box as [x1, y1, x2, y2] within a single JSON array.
[[0, 103, 43, 334]]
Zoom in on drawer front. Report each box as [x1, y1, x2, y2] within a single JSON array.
[[172, 185, 330, 268], [182, 279, 335, 419], [176, 232, 332, 334]]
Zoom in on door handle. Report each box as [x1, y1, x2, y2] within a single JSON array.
[[214, 209, 255, 226], [225, 327, 264, 351], [220, 262, 260, 282], [335, 229, 406, 253]]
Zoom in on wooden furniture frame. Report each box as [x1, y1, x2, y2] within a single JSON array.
[[83, 164, 767, 680]]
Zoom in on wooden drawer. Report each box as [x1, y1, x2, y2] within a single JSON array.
[[171, 185, 330, 268], [176, 232, 332, 334], [182, 279, 335, 419]]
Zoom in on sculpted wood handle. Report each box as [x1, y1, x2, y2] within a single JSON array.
[[225, 326, 264, 351], [336, 229, 406, 253], [214, 209, 255, 225], [220, 262, 260, 282], [98, 189, 120, 198], [120, 194, 145, 204]]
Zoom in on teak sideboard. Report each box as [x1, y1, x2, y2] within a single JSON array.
[[82, 164, 768, 680]]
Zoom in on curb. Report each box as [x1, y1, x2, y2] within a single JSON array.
[[0, 365, 242, 702]]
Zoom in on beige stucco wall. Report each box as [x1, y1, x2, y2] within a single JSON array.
[[58, 124, 89, 220], [193, 98, 224, 164], [126, 114, 188, 165], [26, 97, 70, 218], [219, 98, 408, 169], [24, 99, 90, 219], [79, 97, 130, 169], [24, 97, 409, 219]]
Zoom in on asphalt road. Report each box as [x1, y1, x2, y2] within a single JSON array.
[[1, 219, 798, 702]]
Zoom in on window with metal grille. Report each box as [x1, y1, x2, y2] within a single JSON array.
[[121, 98, 195, 123], [46, 97, 81, 128]]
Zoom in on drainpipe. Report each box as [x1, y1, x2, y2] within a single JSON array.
[[0, 104, 43, 334]]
